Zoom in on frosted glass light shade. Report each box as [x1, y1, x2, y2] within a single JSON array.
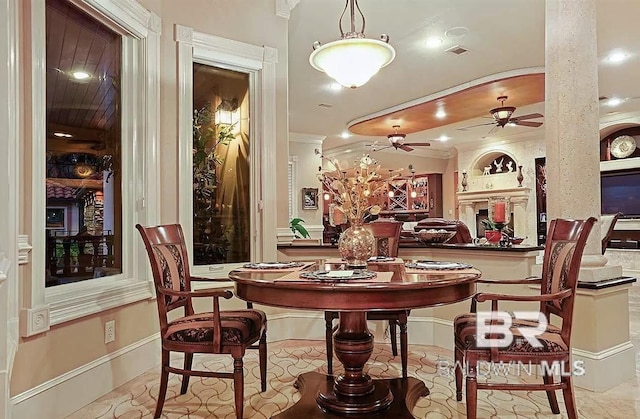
[[310, 38, 396, 88]]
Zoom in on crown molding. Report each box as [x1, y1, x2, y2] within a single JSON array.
[[275, 0, 301, 19], [289, 132, 325, 144], [323, 140, 454, 160]]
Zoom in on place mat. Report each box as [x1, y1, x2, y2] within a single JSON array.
[[367, 256, 403, 264], [275, 270, 394, 283], [404, 266, 481, 276], [324, 257, 403, 265], [301, 269, 376, 281], [405, 261, 472, 270], [237, 261, 314, 273]]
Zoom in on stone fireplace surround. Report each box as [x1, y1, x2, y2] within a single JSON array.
[[457, 187, 531, 241]]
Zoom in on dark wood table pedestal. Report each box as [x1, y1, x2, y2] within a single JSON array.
[[273, 372, 428, 419], [274, 311, 429, 418]]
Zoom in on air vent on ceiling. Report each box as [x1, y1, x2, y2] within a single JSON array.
[[445, 45, 468, 55], [318, 103, 333, 108]]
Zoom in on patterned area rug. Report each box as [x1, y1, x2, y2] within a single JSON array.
[[66, 340, 639, 418]]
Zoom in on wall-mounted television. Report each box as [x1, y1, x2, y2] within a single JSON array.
[[601, 169, 640, 218]]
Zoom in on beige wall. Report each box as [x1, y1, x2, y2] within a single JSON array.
[[289, 139, 324, 229], [12, 0, 289, 397]]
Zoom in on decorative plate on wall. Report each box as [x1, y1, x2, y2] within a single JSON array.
[[610, 135, 637, 159]]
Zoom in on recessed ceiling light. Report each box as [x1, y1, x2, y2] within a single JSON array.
[[435, 109, 446, 119], [340, 131, 350, 139], [605, 97, 623, 107], [329, 83, 343, 91], [606, 50, 629, 63], [439, 135, 449, 142], [71, 71, 91, 80], [425, 37, 443, 48], [445, 26, 469, 38], [53, 132, 73, 138]]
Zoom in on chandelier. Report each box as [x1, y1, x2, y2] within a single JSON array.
[[309, 0, 396, 89], [490, 96, 516, 127]]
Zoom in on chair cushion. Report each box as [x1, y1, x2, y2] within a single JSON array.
[[454, 313, 567, 353], [165, 309, 266, 346]]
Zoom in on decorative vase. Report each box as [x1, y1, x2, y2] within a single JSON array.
[[461, 170, 468, 192], [485, 230, 502, 244], [338, 220, 374, 267], [517, 165, 524, 187]]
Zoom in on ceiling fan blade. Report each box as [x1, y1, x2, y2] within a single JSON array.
[[402, 142, 431, 147], [487, 125, 500, 135], [400, 145, 414, 152], [371, 145, 392, 152], [457, 121, 496, 131], [513, 120, 543, 127], [511, 113, 543, 121]]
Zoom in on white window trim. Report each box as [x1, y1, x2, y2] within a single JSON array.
[[175, 25, 278, 280], [23, 0, 160, 335]]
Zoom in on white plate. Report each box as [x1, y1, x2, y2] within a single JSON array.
[[406, 261, 472, 270], [611, 135, 637, 159]]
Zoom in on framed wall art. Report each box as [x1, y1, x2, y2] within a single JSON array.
[[302, 188, 318, 210]]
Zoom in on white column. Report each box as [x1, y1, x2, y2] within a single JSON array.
[[459, 201, 477, 238], [511, 197, 528, 240], [545, 0, 632, 391], [545, 0, 620, 281]]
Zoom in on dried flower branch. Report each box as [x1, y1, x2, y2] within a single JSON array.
[[316, 150, 401, 224]]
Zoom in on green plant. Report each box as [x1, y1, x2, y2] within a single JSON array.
[[192, 103, 236, 264], [480, 218, 513, 234], [290, 218, 310, 239], [480, 218, 498, 231]]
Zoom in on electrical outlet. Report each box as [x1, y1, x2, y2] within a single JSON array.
[[105, 320, 115, 343]]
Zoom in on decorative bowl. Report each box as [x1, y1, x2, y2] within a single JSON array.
[[416, 229, 456, 244], [511, 237, 525, 245]]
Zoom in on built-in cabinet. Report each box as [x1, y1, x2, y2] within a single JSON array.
[[383, 174, 442, 219]]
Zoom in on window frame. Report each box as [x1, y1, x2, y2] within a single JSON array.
[[23, 0, 160, 335], [175, 25, 278, 280]]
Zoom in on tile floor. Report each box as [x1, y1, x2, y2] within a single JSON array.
[[66, 282, 640, 418]]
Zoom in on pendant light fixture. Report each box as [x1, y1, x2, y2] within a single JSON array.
[[310, 0, 396, 89]]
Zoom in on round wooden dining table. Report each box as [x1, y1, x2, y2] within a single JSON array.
[[229, 260, 480, 418]]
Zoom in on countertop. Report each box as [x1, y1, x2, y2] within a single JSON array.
[[278, 241, 543, 253]]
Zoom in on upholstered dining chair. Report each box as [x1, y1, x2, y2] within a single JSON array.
[[600, 212, 622, 254], [136, 224, 267, 419], [453, 217, 596, 419], [324, 218, 410, 377]]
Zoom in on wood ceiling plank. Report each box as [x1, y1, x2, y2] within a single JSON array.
[[349, 73, 545, 136]]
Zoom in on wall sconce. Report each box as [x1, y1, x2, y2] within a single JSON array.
[[215, 98, 240, 130]]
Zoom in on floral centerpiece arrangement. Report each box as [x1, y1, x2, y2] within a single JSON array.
[[315, 150, 400, 225], [315, 150, 401, 266]]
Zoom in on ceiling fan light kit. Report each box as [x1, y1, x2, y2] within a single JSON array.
[[490, 96, 516, 126], [458, 95, 544, 133], [309, 0, 395, 88]]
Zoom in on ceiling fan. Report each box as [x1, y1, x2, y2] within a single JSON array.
[[370, 125, 431, 152], [458, 96, 544, 134]]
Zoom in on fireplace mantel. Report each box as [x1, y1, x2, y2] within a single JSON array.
[[457, 187, 531, 203], [457, 187, 531, 240]]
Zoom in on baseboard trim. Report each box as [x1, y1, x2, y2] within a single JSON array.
[[11, 334, 160, 419], [572, 341, 636, 391], [10, 314, 630, 416]]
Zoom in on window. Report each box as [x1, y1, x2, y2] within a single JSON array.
[[45, 0, 122, 286], [24, 0, 160, 335], [192, 65, 250, 265], [176, 25, 278, 278]]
